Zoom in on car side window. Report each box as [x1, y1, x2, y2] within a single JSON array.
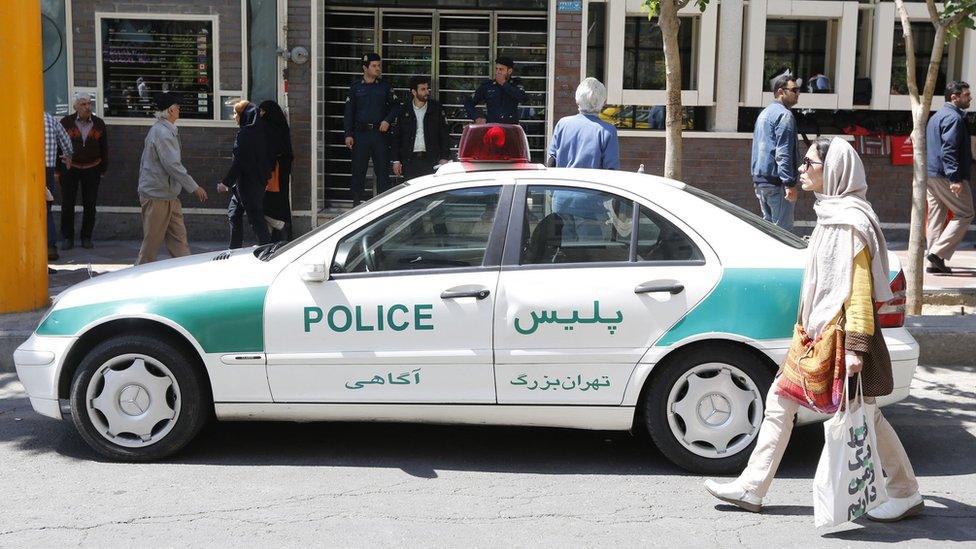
[[333, 186, 502, 274], [635, 205, 703, 262], [520, 185, 634, 265]]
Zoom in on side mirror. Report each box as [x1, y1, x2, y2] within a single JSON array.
[[300, 263, 328, 283]]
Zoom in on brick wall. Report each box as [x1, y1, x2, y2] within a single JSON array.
[[65, 0, 313, 240], [551, 8, 917, 231], [286, 0, 312, 235]]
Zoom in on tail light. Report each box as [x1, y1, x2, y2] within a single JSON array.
[[876, 270, 906, 328]]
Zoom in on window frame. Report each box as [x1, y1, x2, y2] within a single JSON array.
[[742, 0, 858, 110], [501, 181, 707, 270], [602, 0, 718, 107], [94, 11, 243, 127], [329, 182, 514, 280]]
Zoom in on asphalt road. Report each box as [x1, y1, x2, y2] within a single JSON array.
[[0, 365, 973, 547]]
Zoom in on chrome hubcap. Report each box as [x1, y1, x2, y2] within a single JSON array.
[[667, 363, 764, 459], [86, 354, 181, 448]]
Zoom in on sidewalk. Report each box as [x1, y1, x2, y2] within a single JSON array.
[[3, 241, 976, 371]]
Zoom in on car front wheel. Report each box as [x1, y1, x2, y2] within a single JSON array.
[[643, 345, 772, 474], [69, 334, 209, 461]]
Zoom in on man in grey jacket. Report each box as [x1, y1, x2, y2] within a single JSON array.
[[136, 93, 208, 264]]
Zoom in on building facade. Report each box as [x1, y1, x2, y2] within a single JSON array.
[[41, 0, 976, 241]]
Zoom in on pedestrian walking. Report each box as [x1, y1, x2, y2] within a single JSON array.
[[59, 92, 108, 249], [43, 111, 73, 261], [924, 81, 973, 274], [547, 78, 619, 169], [136, 93, 208, 264], [344, 52, 399, 206], [391, 75, 452, 181], [464, 56, 526, 125], [751, 73, 801, 231], [705, 137, 923, 523], [259, 100, 294, 242], [216, 101, 274, 248]]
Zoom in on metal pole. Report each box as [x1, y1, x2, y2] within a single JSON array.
[[0, 1, 48, 313]]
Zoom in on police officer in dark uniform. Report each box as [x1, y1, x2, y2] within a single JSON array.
[[343, 52, 399, 206], [464, 56, 526, 124]]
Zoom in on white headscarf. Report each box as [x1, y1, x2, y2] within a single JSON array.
[[799, 137, 893, 339]]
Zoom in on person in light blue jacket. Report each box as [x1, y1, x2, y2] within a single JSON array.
[[547, 78, 620, 242]]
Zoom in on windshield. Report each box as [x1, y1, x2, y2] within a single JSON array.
[[258, 184, 409, 261], [681, 184, 808, 249]]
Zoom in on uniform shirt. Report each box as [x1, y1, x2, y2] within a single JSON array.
[[342, 78, 399, 137], [44, 112, 73, 168], [464, 78, 527, 123], [413, 101, 428, 153]]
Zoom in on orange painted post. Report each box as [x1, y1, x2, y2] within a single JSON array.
[[0, 1, 48, 313]]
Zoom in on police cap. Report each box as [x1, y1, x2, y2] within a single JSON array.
[[361, 52, 382, 67], [495, 56, 515, 69]]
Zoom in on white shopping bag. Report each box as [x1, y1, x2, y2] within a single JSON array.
[[812, 375, 888, 527]]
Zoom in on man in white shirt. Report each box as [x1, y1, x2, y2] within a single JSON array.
[[391, 76, 452, 181]]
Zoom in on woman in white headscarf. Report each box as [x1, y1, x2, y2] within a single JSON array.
[[704, 137, 923, 522]]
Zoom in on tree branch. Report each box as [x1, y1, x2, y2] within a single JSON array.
[[894, 0, 921, 104], [676, 0, 693, 10], [925, 0, 941, 28]]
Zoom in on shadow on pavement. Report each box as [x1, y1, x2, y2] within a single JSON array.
[[824, 496, 976, 543]]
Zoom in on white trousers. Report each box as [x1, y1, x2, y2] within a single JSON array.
[[736, 386, 919, 499]]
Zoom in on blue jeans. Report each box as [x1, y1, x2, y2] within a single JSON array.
[[45, 167, 57, 248], [755, 185, 794, 232]]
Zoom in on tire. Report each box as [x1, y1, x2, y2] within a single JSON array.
[[69, 334, 210, 461], [643, 344, 773, 474]]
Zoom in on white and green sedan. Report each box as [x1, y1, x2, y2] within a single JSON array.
[[14, 125, 918, 473]]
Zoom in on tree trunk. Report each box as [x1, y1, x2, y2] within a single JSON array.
[[896, 0, 949, 315], [659, 1, 682, 181]]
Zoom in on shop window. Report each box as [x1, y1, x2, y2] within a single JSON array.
[[42, 0, 69, 116], [623, 16, 695, 91], [599, 105, 702, 131], [99, 17, 217, 120], [763, 20, 828, 92], [891, 21, 948, 96], [586, 2, 606, 82]]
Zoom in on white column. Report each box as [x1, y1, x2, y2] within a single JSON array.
[[710, 0, 744, 131]]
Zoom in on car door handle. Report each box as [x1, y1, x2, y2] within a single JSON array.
[[634, 283, 684, 295], [440, 288, 491, 300]]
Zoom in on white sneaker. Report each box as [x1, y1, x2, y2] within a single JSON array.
[[866, 493, 924, 522], [704, 479, 763, 513]]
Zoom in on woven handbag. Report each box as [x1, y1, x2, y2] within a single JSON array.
[[775, 321, 846, 413]]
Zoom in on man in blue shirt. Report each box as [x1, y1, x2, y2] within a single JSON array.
[[925, 81, 973, 274], [547, 78, 620, 241], [464, 57, 526, 124], [343, 53, 399, 206], [751, 73, 801, 231]]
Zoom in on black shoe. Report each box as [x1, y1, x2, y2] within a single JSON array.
[[48, 246, 59, 261], [927, 253, 952, 274], [81, 238, 94, 249], [48, 267, 56, 274], [61, 238, 74, 251]]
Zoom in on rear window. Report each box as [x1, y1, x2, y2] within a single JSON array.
[[681, 184, 808, 249]]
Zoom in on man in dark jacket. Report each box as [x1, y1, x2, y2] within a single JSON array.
[[392, 76, 452, 181], [925, 81, 973, 274], [59, 92, 108, 249], [218, 101, 274, 248]]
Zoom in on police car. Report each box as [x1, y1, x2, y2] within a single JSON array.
[[14, 125, 918, 473]]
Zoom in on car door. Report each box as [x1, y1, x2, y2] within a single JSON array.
[[264, 182, 511, 403], [494, 181, 722, 405]]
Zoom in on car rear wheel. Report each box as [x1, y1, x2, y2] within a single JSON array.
[[69, 334, 209, 461], [643, 345, 772, 474]]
